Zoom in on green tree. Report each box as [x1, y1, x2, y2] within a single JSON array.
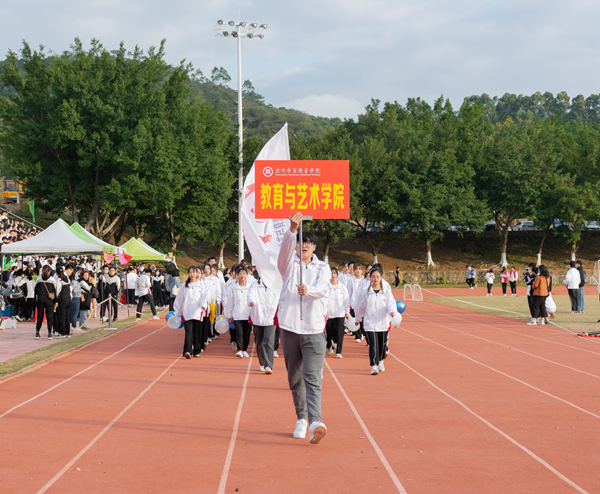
[[0, 38, 231, 247]]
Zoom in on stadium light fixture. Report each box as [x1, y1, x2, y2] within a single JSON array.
[[215, 19, 267, 262]]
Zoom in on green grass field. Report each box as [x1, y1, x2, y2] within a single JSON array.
[[0, 309, 167, 379], [429, 294, 600, 335]]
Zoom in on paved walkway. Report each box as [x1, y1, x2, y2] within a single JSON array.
[[0, 304, 158, 363]]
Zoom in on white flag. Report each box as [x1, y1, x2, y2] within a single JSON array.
[[241, 123, 290, 294]]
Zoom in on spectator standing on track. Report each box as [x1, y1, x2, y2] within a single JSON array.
[[354, 265, 397, 375], [225, 266, 253, 358], [508, 266, 518, 296], [326, 267, 350, 359], [394, 267, 400, 288], [485, 269, 495, 296], [500, 268, 509, 296], [173, 266, 209, 358], [135, 268, 160, 322], [125, 267, 138, 307], [471, 267, 477, 288], [466, 265, 472, 289], [78, 270, 93, 330], [529, 265, 551, 325], [349, 263, 365, 342], [277, 213, 331, 445], [564, 261, 581, 314], [524, 264, 537, 321], [34, 265, 57, 339], [248, 273, 279, 374], [576, 260, 586, 313]]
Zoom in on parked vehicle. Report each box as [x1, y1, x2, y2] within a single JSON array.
[[585, 221, 600, 231], [513, 220, 536, 231]]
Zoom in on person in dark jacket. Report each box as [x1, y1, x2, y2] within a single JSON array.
[[576, 260, 586, 313], [79, 270, 93, 330], [34, 265, 57, 339], [56, 264, 74, 337]]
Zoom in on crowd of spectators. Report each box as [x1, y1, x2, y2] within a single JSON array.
[[0, 211, 40, 245]]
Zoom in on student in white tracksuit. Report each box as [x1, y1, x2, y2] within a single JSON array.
[[348, 264, 366, 342], [277, 213, 331, 445], [173, 266, 210, 358], [224, 266, 253, 358], [354, 266, 397, 375], [326, 267, 350, 358], [248, 277, 279, 373]]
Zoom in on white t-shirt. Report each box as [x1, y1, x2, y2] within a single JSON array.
[[126, 272, 139, 290]]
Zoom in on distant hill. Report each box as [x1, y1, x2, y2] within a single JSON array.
[[0, 58, 342, 139]]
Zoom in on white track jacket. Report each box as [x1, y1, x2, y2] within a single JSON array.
[[247, 280, 279, 326], [327, 282, 350, 319], [564, 267, 581, 290], [354, 285, 397, 332], [224, 280, 253, 321], [277, 230, 331, 335], [173, 281, 210, 321]]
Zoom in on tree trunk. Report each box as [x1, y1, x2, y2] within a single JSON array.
[[323, 237, 333, 265], [113, 213, 129, 245], [218, 243, 227, 269], [571, 243, 577, 261], [537, 230, 549, 266], [171, 235, 180, 252], [499, 227, 509, 267], [426, 239, 435, 269]]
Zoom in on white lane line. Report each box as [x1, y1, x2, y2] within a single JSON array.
[[324, 359, 408, 494], [386, 352, 590, 494], [421, 288, 600, 345], [414, 303, 600, 357], [0, 326, 166, 419], [35, 355, 181, 494], [400, 325, 600, 420], [404, 312, 600, 380], [217, 345, 255, 494]]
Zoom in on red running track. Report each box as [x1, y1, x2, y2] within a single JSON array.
[[1, 300, 599, 493]]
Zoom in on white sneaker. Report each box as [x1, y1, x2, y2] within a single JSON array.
[[152, 315, 159, 320], [326, 348, 333, 356], [232, 342, 238, 351], [537, 320, 545, 325], [136, 318, 141, 322], [258, 366, 265, 372], [207, 338, 212, 343], [293, 419, 308, 438], [335, 353, 343, 359], [309, 422, 327, 445], [236, 351, 244, 358], [378, 361, 385, 372], [527, 321, 537, 326], [371, 365, 379, 375], [265, 366, 273, 375], [274, 351, 279, 358], [242, 351, 249, 358], [332, 342, 337, 349]]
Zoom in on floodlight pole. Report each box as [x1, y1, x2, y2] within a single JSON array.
[[237, 31, 244, 263], [215, 20, 266, 262]]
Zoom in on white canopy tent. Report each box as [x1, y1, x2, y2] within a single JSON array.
[[1, 218, 102, 255]]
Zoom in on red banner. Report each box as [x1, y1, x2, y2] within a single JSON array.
[[255, 160, 350, 220]]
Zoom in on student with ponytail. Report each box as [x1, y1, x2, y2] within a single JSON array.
[[224, 266, 253, 358], [354, 266, 397, 375]]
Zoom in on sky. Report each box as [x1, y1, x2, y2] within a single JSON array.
[[1, 0, 599, 120]]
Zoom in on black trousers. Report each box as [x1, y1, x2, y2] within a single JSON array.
[[202, 316, 212, 344], [510, 281, 517, 295], [234, 320, 252, 352], [326, 317, 345, 354], [183, 319, 203, 356], [127, 289, 136, 305], [152, 287, 163, 308], [532, 295, 548, 318], [169, 296, 175, 312], [100, 295, 118, 320], [527, 295, 535, 317], [568, 289, 579, 311], [487, 283, 493, 294], [274, 326, 280, 351], [36, 301, 54, 334], [136, 293, 157, 317], [466, 278, 474, 288], [365, 331, 386, 366], [502, 282, 507, 295], [56, 300, 72, 336]]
